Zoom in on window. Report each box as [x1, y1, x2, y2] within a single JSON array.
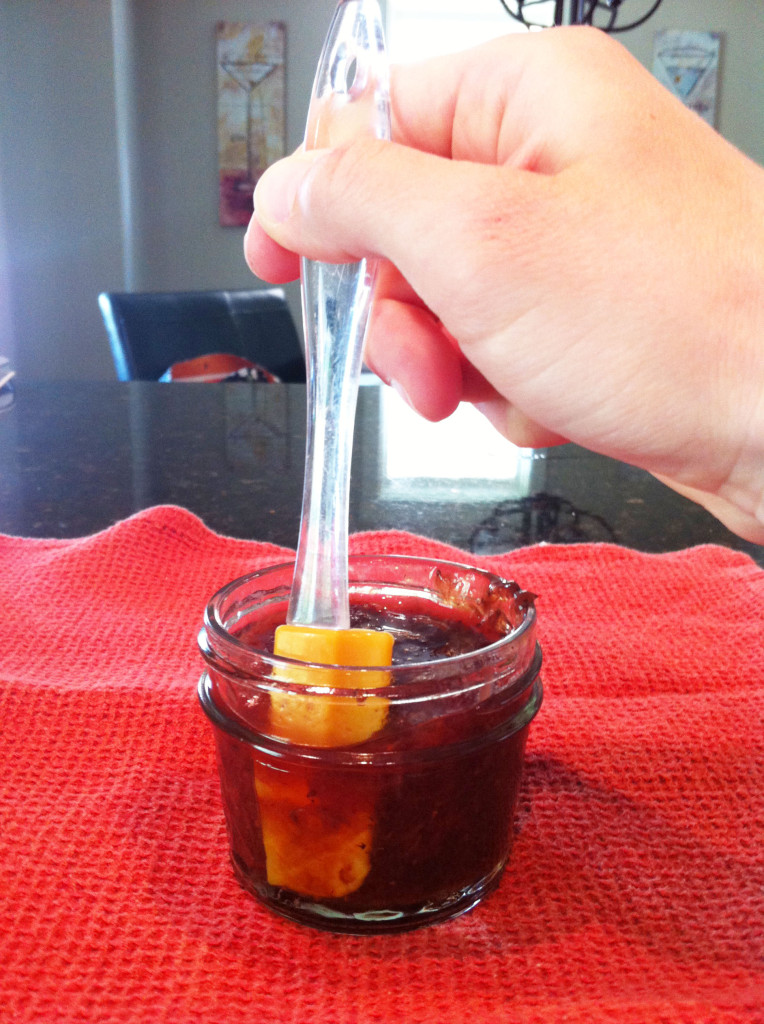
[[378, 389, 534, 502], [379, 1, 536, 494]]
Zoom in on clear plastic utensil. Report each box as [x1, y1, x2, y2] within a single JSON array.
[[287, 0, 391, 630]]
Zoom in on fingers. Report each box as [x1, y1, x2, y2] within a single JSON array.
[[249, 139, 554, 339], [244, 27, 689, 290], [366, 297, 463, 421], [242, 27, 665, 309], [475, 396, 569, 450], [364, 286, 564, 438], [250, 141, 446, 262], [389, 27, 662, 167], [365, 290, 570, 446]]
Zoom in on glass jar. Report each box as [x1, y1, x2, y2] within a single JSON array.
[[198, 554, 542, 933]]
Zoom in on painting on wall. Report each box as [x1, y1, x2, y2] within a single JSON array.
[[217, 21, 286, 227], [653, 30, 721, 127]]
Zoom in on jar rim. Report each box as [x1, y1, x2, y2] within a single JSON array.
[[201, 554, 538, 701]]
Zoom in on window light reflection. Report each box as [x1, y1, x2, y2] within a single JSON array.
[[379, 386, 533, 501]]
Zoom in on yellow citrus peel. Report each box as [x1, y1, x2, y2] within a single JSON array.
[[255, 624, 394, 898], [270, 624, 394, 746]]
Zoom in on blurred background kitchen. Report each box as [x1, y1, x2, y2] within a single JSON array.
[[1, 0, 763, 385]]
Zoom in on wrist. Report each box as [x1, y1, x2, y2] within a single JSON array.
[[684, 156, 764, 545], [655, 475, 764, 545], [696, 373, 764, 547], [718, 390, 764, 543]]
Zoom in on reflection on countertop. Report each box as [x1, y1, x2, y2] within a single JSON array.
[[0, 380, 761, 566]]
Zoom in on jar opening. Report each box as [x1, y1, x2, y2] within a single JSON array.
[[201, 555, 537, 700]]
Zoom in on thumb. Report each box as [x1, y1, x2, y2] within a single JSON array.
[[251, 139, 548, 339], [253, 140, 442, 264]]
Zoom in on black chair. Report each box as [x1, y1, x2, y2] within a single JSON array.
[[98, 287, 305, 382]]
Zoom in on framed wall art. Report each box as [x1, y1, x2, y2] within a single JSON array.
[[653, 30, 721, 127], [217, 21, 286, 227]]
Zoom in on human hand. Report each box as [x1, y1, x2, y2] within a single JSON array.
[[244, 27, 764, 543]]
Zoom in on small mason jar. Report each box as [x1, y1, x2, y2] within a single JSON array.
[[198, 554, 542, 934]]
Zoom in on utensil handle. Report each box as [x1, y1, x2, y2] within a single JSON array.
[[289, 259, 372, 627], [288, 0, 390, 628]]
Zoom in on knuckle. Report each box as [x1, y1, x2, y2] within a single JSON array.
[[303, 140, 387, 260]]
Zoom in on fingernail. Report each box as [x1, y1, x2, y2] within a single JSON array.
[[391, 377, 415, 411], [363, 354, 390, 387], [254, 149, 329, 225]]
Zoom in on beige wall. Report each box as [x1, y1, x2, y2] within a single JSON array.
[[0, 0, 762, 381], [0, 1, 123, 379]]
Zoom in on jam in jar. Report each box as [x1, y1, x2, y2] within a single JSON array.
[[198, 554, 542, 933]]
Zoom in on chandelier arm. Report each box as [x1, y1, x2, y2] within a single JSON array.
[[495, 0, 665, 32], [604, 0, 620, 32], [567, 0, 600, 24], [606, 0, 665, 33], [582, 0, 600, 25], [497, 0, 530, 28]]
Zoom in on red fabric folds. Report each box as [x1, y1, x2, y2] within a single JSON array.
[[0, 505, 761, 1023]]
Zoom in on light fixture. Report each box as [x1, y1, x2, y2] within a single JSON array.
[[498, 0, 665, 32]]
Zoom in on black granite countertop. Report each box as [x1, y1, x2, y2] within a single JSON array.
[[1, 381, 761, 565]]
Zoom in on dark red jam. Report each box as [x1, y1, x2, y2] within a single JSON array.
[[201, 594, 541, 933]]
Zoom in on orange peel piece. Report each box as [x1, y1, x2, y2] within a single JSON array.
[[254, 766, 373, 899], [255, 625, 394, 898], [270, 624, 394, 747]]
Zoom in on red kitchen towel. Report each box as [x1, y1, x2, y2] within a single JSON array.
[[0, 505, 762, 1024]]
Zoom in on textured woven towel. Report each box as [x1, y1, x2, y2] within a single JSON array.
[[0, 506, 762, 1024]]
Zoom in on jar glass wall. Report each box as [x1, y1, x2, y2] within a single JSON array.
[[198, 554, 542, 933]]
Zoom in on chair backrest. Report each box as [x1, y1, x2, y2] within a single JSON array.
[[98, 287, 305, 382]]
